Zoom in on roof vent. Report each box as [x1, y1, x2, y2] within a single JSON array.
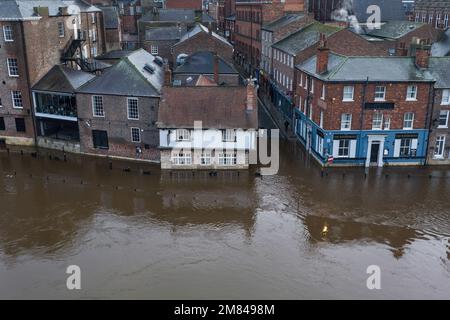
[[143, 63, 155, 74], [154, 56, 164, 67]]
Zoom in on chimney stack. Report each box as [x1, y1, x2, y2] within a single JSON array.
[[396, 42, 408, 56], [316, 33, 329, 74], [213, 52, 219, 84], [414, 39, 431, 69], [246, 79, 256, 111], [164, 63, 172, 86]]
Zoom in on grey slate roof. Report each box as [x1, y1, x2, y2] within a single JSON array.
[[432, 29, 450, 57], [140, 8, 196, 23], [33, 65, 95, 93], [351, 0, 407, 22], [174, 51, 237, 75], [272, 22, 341, 55], [96, 50, 133, 60], [175, 23, 231, 47], [77, 49, 164, 97], [297, 53, 435, 83], [428, 57, 450, 88], [415, 0, 450, 10], [364, 21, 426, 40], [262, 13, 305, 32], [101, 6, 119, 29], [145, 26, 185, 41]]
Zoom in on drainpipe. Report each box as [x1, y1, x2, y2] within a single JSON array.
[[424, 81, 436, 166], [20, 21, 38, 150], [358, 77, 369, 165]]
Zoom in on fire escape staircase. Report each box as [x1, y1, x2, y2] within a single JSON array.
[[61, 35, 100, 73]]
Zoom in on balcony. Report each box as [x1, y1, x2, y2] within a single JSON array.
[[34, 92, 78, 120]]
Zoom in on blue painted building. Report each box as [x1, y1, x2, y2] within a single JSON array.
[[294, 43, 435, 167]]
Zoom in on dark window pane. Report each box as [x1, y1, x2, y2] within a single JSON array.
[[15, 118, 26, 132], [92, 130, 109, 149], [0, 117, 5, 131]]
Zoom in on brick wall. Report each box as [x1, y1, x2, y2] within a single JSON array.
[[296, 72, 432, 132], [172, 31, 233, 64], [143, 39, 179, 64], [427, 88, 450, 164], [77, 93, 160, 161]]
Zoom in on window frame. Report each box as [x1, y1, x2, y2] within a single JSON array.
[[92, 95, 105, 117], [3, 25, 13, 42], [150, 45, 158, 55], [218, 152, 237, 166], [7, 58, 19, 77], [338, 139, 350, 157], [11, 90, 23, 109], [441, 89, 450, 105], [434, 135, 446, 158], [130, 127, 141, 143], [340, 113, 352, 130], [222, 129, 236, 142], [127, 97, 139, 120], [406, 85, 418, 101], [343, 86, 354, 101], [176, 129, 191, 141], [403, 112, 415, 130], [372, 112, 383, 130], [438, 110, 449, 128], [374, 86, 386, 101], [58, 21, 65, 38]]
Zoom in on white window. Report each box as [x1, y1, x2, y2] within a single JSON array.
[[436, 13, 441, 28], [341, 113, 352, 130], [92, 29, 97, 42], [130, 6, 135, 16], [406, 85, 417, 100], [151, 45, 158, 55], [298, 97, 302, 110], [91, 13, 96, 24], [11, 91, 23, 108], [299, 73, 303, 87], [127, 98, 139, 120], [400, 138, 412, 156], [92, 95, 104, 117], [222, 129, 236, 142], [321, 83, 326, 100], [176, 129, 190, 141], [319, 110, 324, 128], [131, 127, 141, 143], [384, 117, 391, 130], [304, 75, 307, 89], [415, 12, 420, 22], [343, 86, 354, 101], [421, 13, 426, 23], [91, 46, 97, 57], [3, 25, 13, 42], [218, 152, 237, 166], [429, 13, 433, 24], [374, 86, 386, 101], [445, 14, 449, 28], [441, 89, 450, 105], [58, 22, 65, 37], [200, 152, 212, 165], [7, 58, 18, 76], [338, 139, 350, 157], [309, 104, 313, 120], [316, 135, 324, 156], [172, 151, 192, 165], [310, 79, 314, 93], [403, 112, 414, 129], [434, 136, 446, 158], [438, 110, 449, 128], [372, 112, 383, 130]]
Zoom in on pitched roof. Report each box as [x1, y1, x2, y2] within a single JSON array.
[[297, 53, 435, 83], [351, 0, 407, 22], [145, 26, 186, 41], [175, 23, 232, 47], [174, 51, 237, 75], [95, 49, 133, 60], [101, 6, 119, 29], [158, 86, 258, 129], [428, 57, 450, 88], [262, 13, 306, 32], [363, 21, 426, 40], [140, 8, 196, 23], [195, 75, 217, 86], [32, 65, 95, 93], [77, 49, 164, 97], [272, 22, 341, 55]]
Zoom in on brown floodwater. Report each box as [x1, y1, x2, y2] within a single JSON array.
[[0, 112, 449, 299]]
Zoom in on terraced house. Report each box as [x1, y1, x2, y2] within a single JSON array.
[[413, 0, 450, 29], [294, 40, 435, 167]]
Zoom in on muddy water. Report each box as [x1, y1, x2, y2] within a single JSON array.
[[0, 126, 449, 299]]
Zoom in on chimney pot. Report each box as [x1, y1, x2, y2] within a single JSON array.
[[316, 35, 329, 74], [164, 63, 172, 86]]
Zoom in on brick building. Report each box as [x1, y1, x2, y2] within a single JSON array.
[[427, 57, 450, 165], [234, 0, 306, 77], [172, 51, 240, 86], [76, 49, 163, 161], [101, 6, 122, 51], [216, 0, 235, 39], [166, 0, 203, 11], [117, 0, 143, 49], [294, 41, 435, 167], [0, 0, 105, 148], [143, 25, 187, 63], [172, 23, 233, 65], [413, 0, 450, 29]]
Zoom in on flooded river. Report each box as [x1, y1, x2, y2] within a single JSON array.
[[0, 112, 449, 299]]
